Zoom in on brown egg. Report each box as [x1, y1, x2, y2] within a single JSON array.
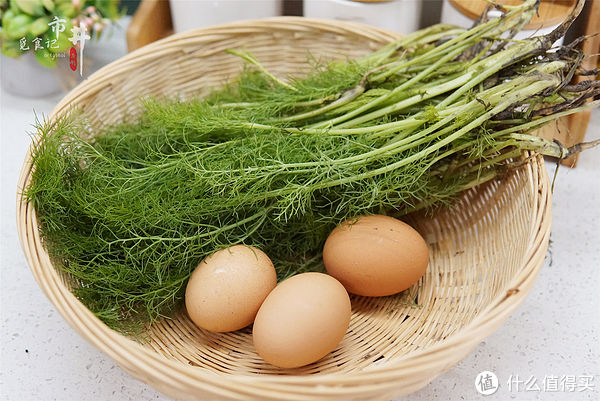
[[252, 272, 351, 368], [323, 214, 429, 297], [185, 245, 277, 333]]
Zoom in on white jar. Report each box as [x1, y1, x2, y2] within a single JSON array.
[[169, 0, 282, 33], [303, 0, 422, 34], [0, 53, 73, 97]]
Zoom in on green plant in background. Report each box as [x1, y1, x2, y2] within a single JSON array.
[[0, 0, 120, 67]]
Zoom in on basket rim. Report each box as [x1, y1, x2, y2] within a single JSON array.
[[15, 17, 552, 397]]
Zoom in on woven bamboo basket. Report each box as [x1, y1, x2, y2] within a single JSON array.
[[17, 18, 552, 401]]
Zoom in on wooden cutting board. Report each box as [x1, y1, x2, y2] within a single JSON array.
[[535, 0, 599, 166], [126, 0, 173, 52], [449, 0, 576, 29]]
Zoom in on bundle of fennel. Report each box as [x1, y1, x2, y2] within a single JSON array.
[[28, 0, 599, 330]]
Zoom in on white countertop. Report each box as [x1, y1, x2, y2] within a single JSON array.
[[1, 25, 599, 401]]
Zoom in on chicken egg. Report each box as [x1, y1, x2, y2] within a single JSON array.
[[185, 245, 277, 332], [323, 214, 429, 297], [252, 272, 351, 368]]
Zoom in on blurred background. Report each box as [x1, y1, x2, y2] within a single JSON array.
[[120, 0, 587, 48], [1, 0, 593, 94]]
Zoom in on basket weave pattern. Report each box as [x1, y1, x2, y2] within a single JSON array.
[[17, 18, 551, 401]]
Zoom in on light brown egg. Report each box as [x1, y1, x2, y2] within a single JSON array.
[[185, 245, 277, 333], [323, 214, 429, 297], [252, 272, 351, 368]]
